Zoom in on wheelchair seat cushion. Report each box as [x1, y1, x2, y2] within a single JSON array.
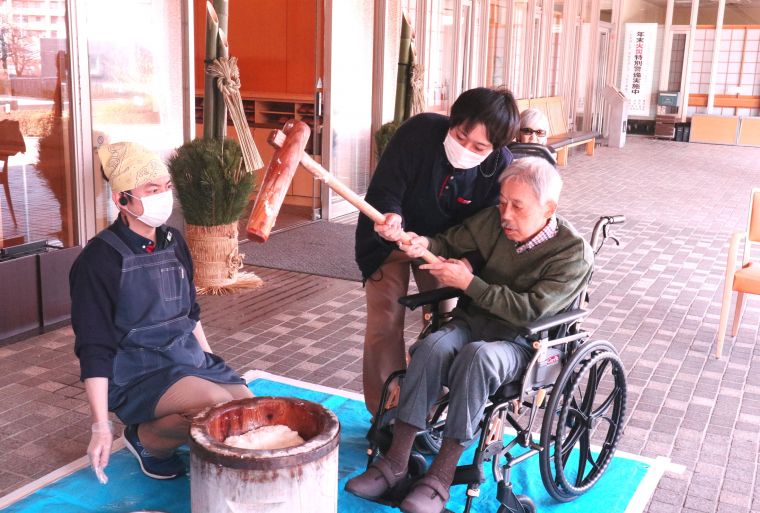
[[491, 381, 521, 402]]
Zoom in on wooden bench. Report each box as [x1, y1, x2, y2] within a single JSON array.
[[515, 96, 597, 166]]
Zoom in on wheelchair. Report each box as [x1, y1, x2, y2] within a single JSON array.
[[506, 142, 557, 167], [363, 214, 628, 513]]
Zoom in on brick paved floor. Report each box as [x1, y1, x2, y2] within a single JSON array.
[[1, 136, 760, 512]]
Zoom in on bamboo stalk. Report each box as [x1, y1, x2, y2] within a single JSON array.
[[203, 1, 219, 140], [394, 13, 412, 123], [212, 0, 229, 140], [213, 28, 230, 140]]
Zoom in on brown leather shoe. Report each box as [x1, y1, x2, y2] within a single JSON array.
[[345, 457, 407, 500], [399, 475, 450, 513]]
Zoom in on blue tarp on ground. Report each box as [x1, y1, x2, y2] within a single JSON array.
[[1, 377, 652, 513]]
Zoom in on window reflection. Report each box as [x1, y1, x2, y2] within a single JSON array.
[[85, 0, 184, 231], [0, 0, 75, 249]]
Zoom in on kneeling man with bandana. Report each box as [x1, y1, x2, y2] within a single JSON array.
[[70, 142, 252, 482]]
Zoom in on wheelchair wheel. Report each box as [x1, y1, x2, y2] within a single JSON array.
[[496, 495, 536, 513], [408, 451, 428, 477], [413, 426, 443, 454], [539, 341, 627, 502]]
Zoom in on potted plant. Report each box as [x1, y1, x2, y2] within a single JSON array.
[[168, 137, 261, 295]]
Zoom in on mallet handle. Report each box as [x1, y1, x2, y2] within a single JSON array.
[[270, 129, 438, 264]]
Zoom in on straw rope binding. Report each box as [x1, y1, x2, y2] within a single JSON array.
[[186, 222, 263, 295], [410, 63, 425, 116], [207, 56, 266, 174]]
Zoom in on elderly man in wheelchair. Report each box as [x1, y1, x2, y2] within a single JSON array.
[[346, 156, 627, 513]]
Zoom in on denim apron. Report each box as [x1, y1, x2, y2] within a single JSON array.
[[98, 230, 244, 425]]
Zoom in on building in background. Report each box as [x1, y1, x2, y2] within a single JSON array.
[[1, 0, 759, 343]]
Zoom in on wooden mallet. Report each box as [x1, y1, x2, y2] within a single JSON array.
[[245, 120, 438, 265]]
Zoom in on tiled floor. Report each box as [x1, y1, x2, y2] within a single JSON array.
[[1, 136, 760, 512]]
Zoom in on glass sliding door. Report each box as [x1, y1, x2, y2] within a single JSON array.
[[321, 0, 374, 219], [593, 25, 610, 133], [458, 0, 472, 93], [486, 0, 508, 88], [509, 1, 529, 98], [83, 0, 187, 232], [425, 0, 456, 113], [529, 1, 544, 98], [547, 2, 563, 97], [0, 0, 76, 248]]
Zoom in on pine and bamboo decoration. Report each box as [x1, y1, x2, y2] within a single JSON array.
[[168, 138, 262, 295]]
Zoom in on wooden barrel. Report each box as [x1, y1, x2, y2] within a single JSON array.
[[189, 397, 340, 513]]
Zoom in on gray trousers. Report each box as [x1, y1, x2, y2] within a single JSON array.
[[363, 250, 454, 415], [396, 318, 533, 444]]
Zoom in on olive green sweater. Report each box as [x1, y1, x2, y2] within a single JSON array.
[[427, 208, 593, 333]]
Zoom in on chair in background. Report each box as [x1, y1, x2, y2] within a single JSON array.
[[716, 188, 760, 358], [0, 119, 27, 226]]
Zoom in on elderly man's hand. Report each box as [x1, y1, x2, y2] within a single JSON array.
[[397, 232, 429, 258], [421, 257, 474, 290], [374, 213, 404, 242]]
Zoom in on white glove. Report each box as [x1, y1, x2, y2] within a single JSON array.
[[88, 420, 113, 484]]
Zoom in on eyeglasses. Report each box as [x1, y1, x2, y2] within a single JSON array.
[[520, 127, 547, 137]]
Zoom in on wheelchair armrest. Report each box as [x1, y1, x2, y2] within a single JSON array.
[[398, 287, 464, 310], [517, 309, 588, 337]]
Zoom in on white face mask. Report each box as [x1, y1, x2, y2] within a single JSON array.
[[125, 190, 174, 228], [443, 132, 491, 169]]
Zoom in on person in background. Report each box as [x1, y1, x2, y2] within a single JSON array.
[[355, 87, 520, 415], [518, 107, 550, 145], [70, 142, 252, 482]]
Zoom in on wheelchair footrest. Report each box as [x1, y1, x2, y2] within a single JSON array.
[[452, 463, 486, 486]]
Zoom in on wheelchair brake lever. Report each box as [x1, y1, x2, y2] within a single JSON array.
[[609, 236, 620, 246]]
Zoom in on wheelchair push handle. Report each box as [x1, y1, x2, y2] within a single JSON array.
[[590, 215, 626, 255], [606, 215, 626, 225]]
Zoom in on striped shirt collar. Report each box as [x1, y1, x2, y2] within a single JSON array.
[[515, 216, 558, 254]]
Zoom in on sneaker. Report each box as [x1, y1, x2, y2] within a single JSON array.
[[123, 424, 186, 479]]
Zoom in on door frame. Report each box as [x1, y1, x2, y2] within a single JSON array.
[[67, 0, 96, 242]]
